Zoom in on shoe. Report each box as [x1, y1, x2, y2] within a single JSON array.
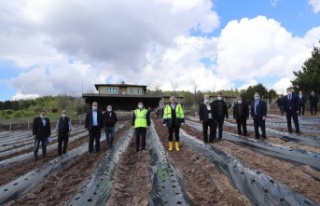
[[34, 156, 38, 161], [175, 142, 180, 151], [168, 141, 173, 151]]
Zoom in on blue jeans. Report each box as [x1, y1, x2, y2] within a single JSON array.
[[34, 137, 47, 158], [105, 127, 115, 148]]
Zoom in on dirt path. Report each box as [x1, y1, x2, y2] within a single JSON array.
[[5, 124, 131, 206], [182, 123, 320, 204], [153, 118, 251, 206], [106, 131, 151, 206]]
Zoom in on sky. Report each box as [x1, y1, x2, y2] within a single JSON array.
[[0, 0, 320, 101]]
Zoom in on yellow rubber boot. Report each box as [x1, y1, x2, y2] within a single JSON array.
[[175, 142, 180, 151], [168, 141, 173, 151]]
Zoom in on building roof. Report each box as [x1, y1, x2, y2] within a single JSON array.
[[94, 83, 148, 91]]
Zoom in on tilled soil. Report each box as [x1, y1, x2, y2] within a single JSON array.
[[181, 123, 320, 204], [5, 123, 131, 206], [0, 135, 89, 186], [106, 131, 151, 206], [153, 119, 251, 206]]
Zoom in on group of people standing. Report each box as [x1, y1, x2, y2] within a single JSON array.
[[199, 92, 267, 142], [277, 90, 319, 116]]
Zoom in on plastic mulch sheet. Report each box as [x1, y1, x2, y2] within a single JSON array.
[[66, 127, 133, 206], [147, 123, 194, 206], [181, 130, 319, 206]]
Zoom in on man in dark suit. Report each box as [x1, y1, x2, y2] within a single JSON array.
[[233, 96, 249, 136], [283, 88, 300, 134], [276, 95, 284, 115], [211, 93, 228, 140], [199, 95, 214, 143], [250, 92, 267, 139], [309, 90, 319, 115], [85, 101, 104, 153], [33, 110, 51, 161], [298, 90, 306, 115]]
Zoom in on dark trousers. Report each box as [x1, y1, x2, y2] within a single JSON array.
[[236, 116, 247, 136], [89, 126, 101, 152], [213, 118, 224, 139], [278, 106, 284, 115], [105, 126, 115, 148], [299, 104, 305, 115], [202, 119, 215, 143], [310, 104, 318, 115], [168, 125, 180, 141], [58, 133, 69, 155], [135, 127, 147, 151], [34, 137, 47, 158], [286, 111, 300, 134], [253, 116, 266, 138]]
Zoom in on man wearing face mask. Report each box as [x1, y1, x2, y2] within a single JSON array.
[[163, 96, 185, 151], [211, 93, 228, 140], [103, 105, 117, 149], [233, 97, 249, 136], [33, 110, 51, 161], [309, 90, 319, 115], [298, 90, 306, 116], [283, 88, 300, 134], [250, 93, 267, 139], [199, 95, 214, 143], [132, 102, 150, 152], [55, 110, 72, 155], [85, 101, 104, 153]]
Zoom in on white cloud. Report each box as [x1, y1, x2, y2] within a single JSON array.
[[271, 77, 292, 94], [308, 0, 320, 13], [1, 1, 320, 100], [216, 16, 320, 83]]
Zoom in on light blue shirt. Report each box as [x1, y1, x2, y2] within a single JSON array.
[[92, 110, 98, 126], [254, 100, 259, 115], [42, 118, 46, 126]]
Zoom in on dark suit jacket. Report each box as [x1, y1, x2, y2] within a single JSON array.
[[85, 109, 103, 131], [298, 95, 306, 105], [211, 100, 228, 119], [199, 103, 213, 122], [33, 117, 51, 139], [233, 102, 249, 119], [283, 94, 300, 113], [251, 100, 267, 117]]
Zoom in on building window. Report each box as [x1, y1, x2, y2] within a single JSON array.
[[137, 88, 141, 94], [129, 88, 134, 94], [107, 88, 117, 93]]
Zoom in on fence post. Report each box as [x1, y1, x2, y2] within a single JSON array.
[[79, 115, 81, 126], [9, 120, 12, 131], [28, 119, 30, 130]]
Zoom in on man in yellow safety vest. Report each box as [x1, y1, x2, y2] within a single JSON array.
[[132, 101, 150, 152], [163, 96, 185, 151]]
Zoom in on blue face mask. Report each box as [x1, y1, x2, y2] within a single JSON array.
[[254, 96, 260, 100]]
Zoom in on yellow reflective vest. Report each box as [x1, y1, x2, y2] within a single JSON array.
[[163, 104, 185, 127], [133, 109, 148, 128]]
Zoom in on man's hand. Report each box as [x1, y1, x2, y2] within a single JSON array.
[[262, 116, 266, 120], [163, 124, 166, 127]]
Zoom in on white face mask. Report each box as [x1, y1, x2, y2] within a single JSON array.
[[107, 108, 112, 112], [238, 100, 242, 104], [287, 92, 292, 95], [92, 106, 97, 110], [62, 114, 67, 117], [217, 97, 222, 100], [138, 104, 143, 109], [40, 115, 45, 118], [254, 96, 260, 100], [204, 99, 209, 104]]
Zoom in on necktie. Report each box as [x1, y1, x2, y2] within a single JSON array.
[[289, 95, 291, 100]]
